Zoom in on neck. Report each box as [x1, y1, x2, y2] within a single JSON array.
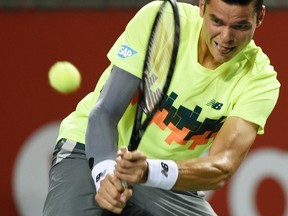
[[198, 33, 221, 70]]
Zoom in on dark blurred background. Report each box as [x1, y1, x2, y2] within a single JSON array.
[[0, 0, 287, 9], [0, 1, 287, 216]]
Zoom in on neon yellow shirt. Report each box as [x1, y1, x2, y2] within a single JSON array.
[[58, 2, 280, 160]]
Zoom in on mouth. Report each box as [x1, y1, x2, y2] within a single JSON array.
[[215, 42, 235, 54]]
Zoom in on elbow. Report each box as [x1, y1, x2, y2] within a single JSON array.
[[88, 105, 100, 123], [213, 177, 229, 190], [213, 159, 236, 190], [88, 104, 113, 124]]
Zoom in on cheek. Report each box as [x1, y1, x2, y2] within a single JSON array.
[[237, 31, 254, 46], [203, 21, 218, 39]]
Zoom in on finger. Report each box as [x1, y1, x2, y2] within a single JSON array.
[[98, 187, 133, 214], [117, 155, 147, 171], [99, 174, 125, 200], [109, 173, 127, 192], [99, 202, 125, 214], [120, 187, 133, 203], [98, 176, 120, 201], [96, 194, 124, 214], [122, 150, 146, 162], [96, 176, 127, 213], [114, 165, 147, 184]]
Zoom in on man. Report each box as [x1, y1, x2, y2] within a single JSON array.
[[43, 0, 280, 215]]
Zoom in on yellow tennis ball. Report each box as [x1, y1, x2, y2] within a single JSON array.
[[48, 61, 81, 94]]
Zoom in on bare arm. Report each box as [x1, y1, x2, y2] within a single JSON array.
[[173, 116, 258, 191]]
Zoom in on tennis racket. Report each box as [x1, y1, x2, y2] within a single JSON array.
[[128, 0, 180, 151]]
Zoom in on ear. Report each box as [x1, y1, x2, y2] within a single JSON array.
[[257, 5, 266, 27], [199, 0, 206, 17]]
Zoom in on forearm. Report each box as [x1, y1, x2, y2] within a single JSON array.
[[172, 117, 258, 192], [85, 66, 140, 168], [173, 154, 234, 191], [115, 150, 234, 191], [86, 107, 119, 165]]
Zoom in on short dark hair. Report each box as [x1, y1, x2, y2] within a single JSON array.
[[205, 0, 263, 15]]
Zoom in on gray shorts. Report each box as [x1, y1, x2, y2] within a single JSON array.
[[43, 139, 217, 216]]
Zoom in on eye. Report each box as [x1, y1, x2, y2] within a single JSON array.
[[212, 18, 224, 26], [233, 23, 252, 31]]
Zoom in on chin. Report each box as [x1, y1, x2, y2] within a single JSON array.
[[214, 56, 230, 64], [215, 51, 238, 63]]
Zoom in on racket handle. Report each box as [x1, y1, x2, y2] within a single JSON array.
[[117, 147, 129, 188], [121, 180, 128, 188]]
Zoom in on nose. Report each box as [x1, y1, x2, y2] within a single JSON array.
[[220, 27, 234, 44]]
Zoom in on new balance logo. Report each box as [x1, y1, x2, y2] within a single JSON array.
[[96, 170, 106, 183], [118, 45, 137, 58], [206, 99, 223, 110], [161, 162, 169, 178]]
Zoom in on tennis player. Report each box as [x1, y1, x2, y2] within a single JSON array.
[[43, 0, 280, 215]]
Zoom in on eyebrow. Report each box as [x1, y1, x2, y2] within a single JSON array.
[[209, 14, 252, 25]]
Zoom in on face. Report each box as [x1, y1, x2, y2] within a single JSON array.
[[199, 0, 265, 66]]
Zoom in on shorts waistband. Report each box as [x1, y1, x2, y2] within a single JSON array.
[[57, 138, 85, 150], [52, 138, 86, 166]]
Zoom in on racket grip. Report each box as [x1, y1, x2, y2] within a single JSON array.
[[117, 147, 128, 188], [121, 180, 128, 188]]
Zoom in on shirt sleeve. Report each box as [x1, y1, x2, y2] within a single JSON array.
[[229, 69, 280, 134], [85, 66, 140, 168], [107, 1, 162, 79]]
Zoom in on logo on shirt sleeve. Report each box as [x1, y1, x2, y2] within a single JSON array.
[[118, 45, 137, 58]]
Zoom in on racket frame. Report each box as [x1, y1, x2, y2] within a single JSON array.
[[128, 0, 180, 151]]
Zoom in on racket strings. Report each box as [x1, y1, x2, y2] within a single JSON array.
[[128, 0, 180, 151], [143, 5, 175, 113]]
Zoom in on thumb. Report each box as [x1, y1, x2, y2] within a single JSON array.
[[117, 147, 128, 158], [120, 187, 133, 203]]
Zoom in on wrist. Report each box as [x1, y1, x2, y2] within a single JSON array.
[[91, 160, 116, 191], [141, 159, 178, 190]]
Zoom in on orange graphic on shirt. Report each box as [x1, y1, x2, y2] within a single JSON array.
[[152, 109, 218, 150]]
